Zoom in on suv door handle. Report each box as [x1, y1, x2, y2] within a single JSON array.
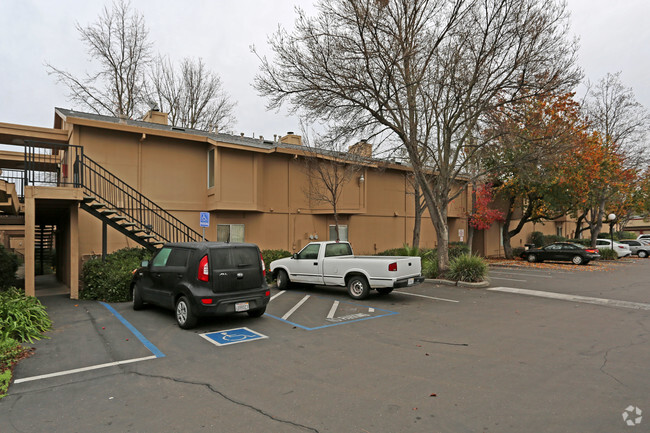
[[177, 274, 183, 278], [219, 273, 228, 276]]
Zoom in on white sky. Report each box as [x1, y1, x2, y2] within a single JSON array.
[[0, 0, 648, 139]]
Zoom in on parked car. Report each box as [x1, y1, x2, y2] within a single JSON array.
[[595, 239, 632, 258], [617, 240, 650, 258], [131, 242, 270, 329], [270, 241, 424, 299], [637, 234, 650, 243], [520, 242, 600, 265]]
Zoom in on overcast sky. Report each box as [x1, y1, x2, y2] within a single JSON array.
[[1, 0, 648, 139]]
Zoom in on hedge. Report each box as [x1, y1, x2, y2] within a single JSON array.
[[81, 248, 152, 302]]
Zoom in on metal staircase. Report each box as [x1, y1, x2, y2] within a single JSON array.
[[23, 141, 204, 251]]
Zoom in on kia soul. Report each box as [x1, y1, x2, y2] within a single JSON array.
[[131, 242, 270, 329]]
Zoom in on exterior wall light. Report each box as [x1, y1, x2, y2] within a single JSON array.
[[359, 174, 365, 184]]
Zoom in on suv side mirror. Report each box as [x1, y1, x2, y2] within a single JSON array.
[[141, 260, 149, 268]]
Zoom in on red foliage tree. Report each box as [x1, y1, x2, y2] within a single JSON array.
[[469, 183, 505, 230]]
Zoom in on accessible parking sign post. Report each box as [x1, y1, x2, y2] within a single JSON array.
[[200, 212, 210, 241]]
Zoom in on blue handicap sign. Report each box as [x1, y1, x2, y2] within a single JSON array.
[[200, 327, 267, 347], [199, 212, 210, 228]]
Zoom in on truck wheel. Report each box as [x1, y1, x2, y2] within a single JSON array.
[[376, 288, 393, 295], [276, 270, 290, 290], [347, 276, 370, 300], [176, 296, 198, 329]]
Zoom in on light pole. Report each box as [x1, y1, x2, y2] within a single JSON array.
[[608, 213, 616, 251]]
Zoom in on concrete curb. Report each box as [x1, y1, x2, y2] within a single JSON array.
[[424, 278, 489, 288], [425, 278, 457, 286], [457, 280, 490, 289]]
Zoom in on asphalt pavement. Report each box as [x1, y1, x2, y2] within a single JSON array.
[[1, 259, 648, 432]]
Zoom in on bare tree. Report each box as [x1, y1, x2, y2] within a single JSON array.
[[46, 0, 152, 118], [300, 132, 365, 241], [148, 57, 237, 131], [582, 72, 650, 244], [255, 0, 580, 271]]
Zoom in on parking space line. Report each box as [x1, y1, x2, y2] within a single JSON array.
[[326, 301, 339, 320], [399, 292, 459, 303], [99, 302, 165, 358], [281, 295, 311, 320], [490, 271, 552, 278], [489, 277, 527, 282], [14, 356, 157, 384], [271, 290, 286, 301], [488, 287, 650, 311]]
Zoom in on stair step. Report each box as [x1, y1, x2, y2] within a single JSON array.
[[111, 216, 126, 222], [83, 196, 96, 203], [140, 235, 155, 240], [121, 222, 136, 227], [100, 210, 117, 216]]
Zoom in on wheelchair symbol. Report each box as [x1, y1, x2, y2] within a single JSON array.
[[221, 332, 248, 342]]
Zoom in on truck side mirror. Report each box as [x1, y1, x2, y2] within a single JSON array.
[[141, 260, 149, 267], [292, 253, 298, 259]]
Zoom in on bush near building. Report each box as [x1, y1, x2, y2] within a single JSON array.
[[262, 249, 291, 283], [81, 248, 152, 302], [0, 245, 19, 290], [0, 287, 52, 399]]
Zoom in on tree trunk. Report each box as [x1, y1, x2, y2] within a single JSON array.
[[467, 180, 477, 252], [589, 199, 606, 247], [412, 183, 422, 249]]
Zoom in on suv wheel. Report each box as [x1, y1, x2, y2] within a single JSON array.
[[176, 296, 198, 329], [132, 284, 144, 310]]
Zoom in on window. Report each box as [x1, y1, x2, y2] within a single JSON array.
[[329, 225, 348, 241], [152, 247, 172, 267], [217, 224, 245, 242], [297, 243, 321, 260], [325, 243, 352, 257], [207, 148, 215, 189], [166, 248, 190, 267], [556, 226, 562, 237]]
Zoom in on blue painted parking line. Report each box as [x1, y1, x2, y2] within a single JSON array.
[[200, 327, 268, 346], [99, 302, 165, 358], [266, 297, 398, 331]]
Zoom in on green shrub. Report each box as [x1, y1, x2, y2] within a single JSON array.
[[449, 242, 470, 259], [0, 288, 52, 343], [599, 248, 618, 260], [618, 231, 636, 240], [528, 231, 545, 247], [261, 249, 292, 282], [446, 254, 488, 282], [422, 257, 438, 278], [0, 245, 19, 290], [81, 247, 152, 302], [377, 245, 435, 261], [0, 337, 31, 399]]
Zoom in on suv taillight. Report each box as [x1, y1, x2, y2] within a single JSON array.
[[388, 262, 397, 272], [198, 255, 209, 282], [260, 253, 266, 277]]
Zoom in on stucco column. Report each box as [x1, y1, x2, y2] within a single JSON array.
[[69, 204, 79, 299], [24, 187, 35, 297]]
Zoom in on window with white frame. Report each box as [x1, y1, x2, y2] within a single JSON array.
[[217, 224, 245, 242], [329, 225, 348, 241]]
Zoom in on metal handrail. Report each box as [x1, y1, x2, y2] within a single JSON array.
[[23, 141, 204, 244]]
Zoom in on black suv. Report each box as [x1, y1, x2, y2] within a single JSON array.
[[131, 242, 270, 329]]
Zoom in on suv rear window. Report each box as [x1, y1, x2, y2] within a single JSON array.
[[233, 247, 259, 268]]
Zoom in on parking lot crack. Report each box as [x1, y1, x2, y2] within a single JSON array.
[[599, 348, 625, 387], [131, 372, 320, 432]]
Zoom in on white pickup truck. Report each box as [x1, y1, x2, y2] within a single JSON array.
[[269, 241, 424, 299]]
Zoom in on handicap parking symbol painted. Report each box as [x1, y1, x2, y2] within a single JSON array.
[[199, 327, 268, 347]]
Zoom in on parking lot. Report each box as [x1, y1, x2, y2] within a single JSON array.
[[1, 259, 649, 432]]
